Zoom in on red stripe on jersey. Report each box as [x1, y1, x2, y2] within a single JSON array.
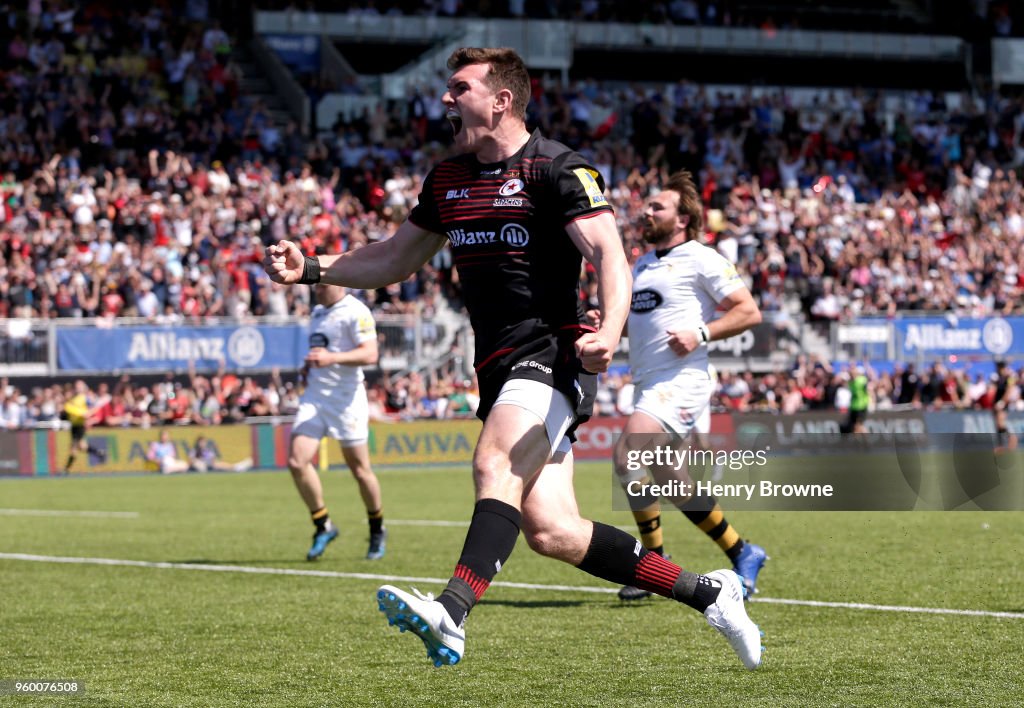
[[442, 212, 528, 219], [447, 195, 530, 205], [560, 324, 597, 339], [475, 347, 515, 372], [454, 258, 527, 269], [444, 206, 530, 214], [565, 210, 613, 225], [454, 250, 527, 261]]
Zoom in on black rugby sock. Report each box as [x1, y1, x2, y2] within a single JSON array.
[[437, 499, 521, 625]]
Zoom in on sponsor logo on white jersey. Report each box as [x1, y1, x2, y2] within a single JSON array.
[[630, 289, 663, 313]]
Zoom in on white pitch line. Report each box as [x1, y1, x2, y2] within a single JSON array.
[[749, 596, 1024, 620], [0, 552, 616, 594], [0, 508, 140, 519], [387, 520, 637, 532], [1, 552, 1023, 620]]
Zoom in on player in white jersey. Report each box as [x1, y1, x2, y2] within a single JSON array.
[[611, 170, 768, 600], [289, 283, 387, 561]]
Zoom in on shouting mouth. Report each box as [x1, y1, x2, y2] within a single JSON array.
[[446, 109, 463, 136]]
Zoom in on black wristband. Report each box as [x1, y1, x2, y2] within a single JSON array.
[[298, 256, 321, 284]]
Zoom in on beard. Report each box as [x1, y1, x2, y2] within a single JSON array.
[[641, 220, 675, 244]]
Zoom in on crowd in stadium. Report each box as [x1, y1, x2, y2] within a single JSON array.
[[2, 3, 1024, 427], [2, 356, 1022, 430], [268, 0, 1021, 36]]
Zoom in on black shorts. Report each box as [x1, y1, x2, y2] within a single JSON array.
[[70, 423, 86, 442], [474, 333, 597, 442]]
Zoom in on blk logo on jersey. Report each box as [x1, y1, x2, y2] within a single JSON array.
[[499, 179, 525, 196], [445, 188, 470, 200], [630, 289, 664, 313]]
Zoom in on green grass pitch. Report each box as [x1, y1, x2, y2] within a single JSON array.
[[2, 463, 1022, 707]]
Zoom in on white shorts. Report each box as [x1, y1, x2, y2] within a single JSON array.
[[493, 378, 575, 460], [633, 370, 713, 437], [292, 386, 369, 447]]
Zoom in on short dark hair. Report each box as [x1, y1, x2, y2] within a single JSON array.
[[447, 47, 530, 120], [664, 170, 703, 241]]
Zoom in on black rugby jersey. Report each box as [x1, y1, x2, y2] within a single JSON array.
[[409, 130, 614, 367]]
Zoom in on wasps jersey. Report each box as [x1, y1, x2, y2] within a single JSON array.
[[628, 240, 745, 385], [409, 129, 613, 366], [305, 294, 376, 395]]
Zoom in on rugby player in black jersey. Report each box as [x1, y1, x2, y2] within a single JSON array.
[[264, 47, 761, 670]]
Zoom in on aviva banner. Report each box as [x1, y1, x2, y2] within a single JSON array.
[[364, 419, 481, 466], [253, 419, 484, 470], [56, 324, 307, 372], [46, 425, 253, 475]]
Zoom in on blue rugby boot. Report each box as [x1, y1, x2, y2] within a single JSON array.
[[306, 524, 339, 561], [732, 542, 767, 598]]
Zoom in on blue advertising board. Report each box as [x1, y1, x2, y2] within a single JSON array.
[[57, 324, 308, 372], [853, 316, 1024, 360], [262, 34, 320, 73]]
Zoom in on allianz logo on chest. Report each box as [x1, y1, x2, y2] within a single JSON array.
[[446, 223, 531, 247]]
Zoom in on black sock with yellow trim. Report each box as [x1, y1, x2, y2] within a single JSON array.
[[677, 495, 744, 561], [626, 476, 665, 556], [368, 508, 384, 535], [311, 507, 332, 533], [633, 508, 664, 557]]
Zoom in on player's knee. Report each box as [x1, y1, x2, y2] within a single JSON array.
[[472, 445, 512, 487], [286, 452, 311, 473], [523, 524, 563, 557], [522, 519, 585, 559], [348, 460, 374, 481]]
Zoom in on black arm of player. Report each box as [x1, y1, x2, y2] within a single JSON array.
[[266, 221, 448, 289], [567, 212, 631, 371], [318, 221, 448, 289]]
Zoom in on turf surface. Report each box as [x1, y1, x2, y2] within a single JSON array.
[[2, 463, 1022, 706]]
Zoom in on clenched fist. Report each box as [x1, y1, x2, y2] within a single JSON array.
[[575, 332, 615, 373], [263, 240, 305, 284]]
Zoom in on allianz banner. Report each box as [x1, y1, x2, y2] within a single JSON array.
[[854, 316, 1024, 359], [57, 324, 307, 372]]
